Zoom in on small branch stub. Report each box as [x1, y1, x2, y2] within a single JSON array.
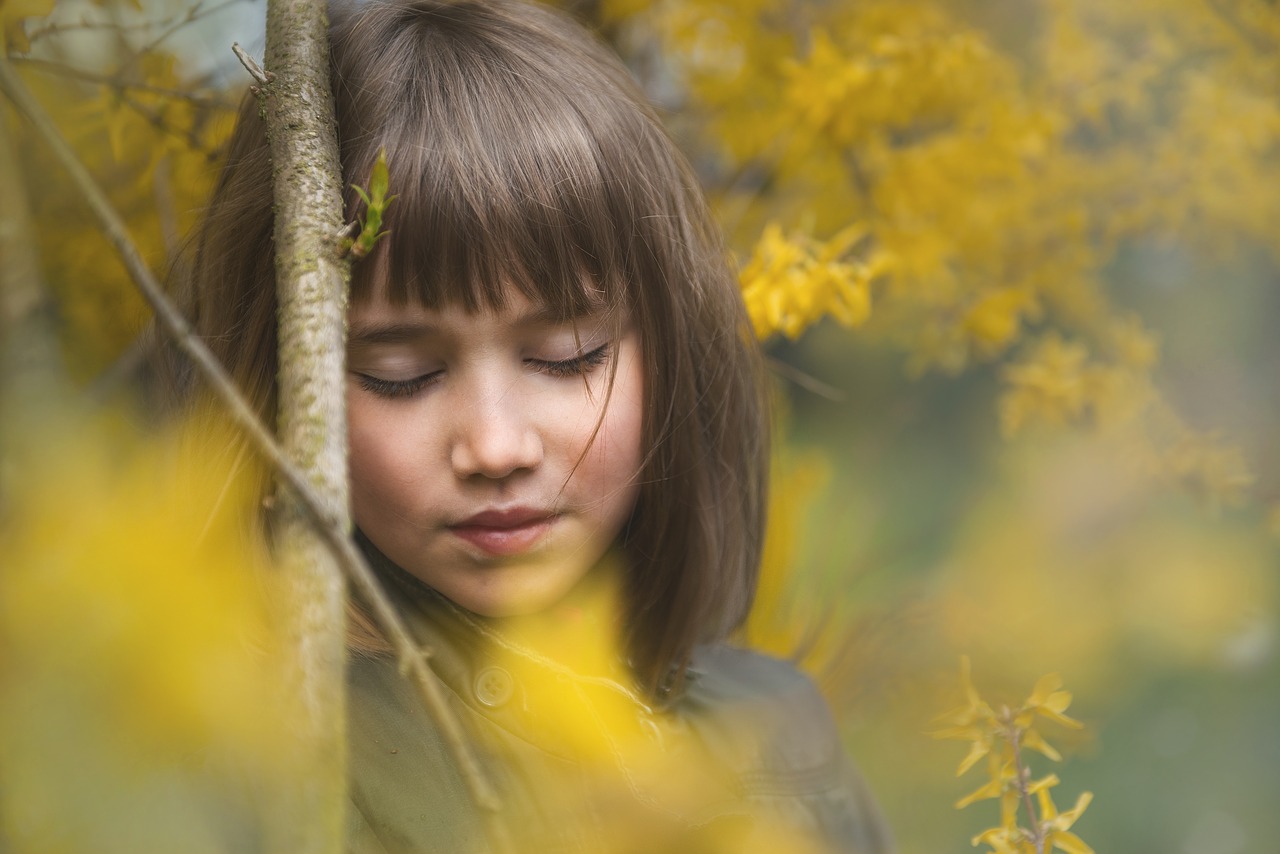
[[232, 42, 271, 86]]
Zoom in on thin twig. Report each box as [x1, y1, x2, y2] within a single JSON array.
[[0, 52, 503, 818], [131, 0, 246, 59], [113, 90, 222, 158], [27, 16, 166, 44], [27, 0, 245, 47], [1009, 721, 1046, 854], [233, 42, 271, 86], [10, 56, 238, 109], [765, 355, 847, 401]]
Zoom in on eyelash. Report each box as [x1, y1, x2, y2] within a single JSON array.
[[357, 373, 439, 399], [356, 343, 611, 399], [532, 342, 611, 378]]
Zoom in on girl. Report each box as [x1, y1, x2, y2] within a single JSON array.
[[164, 0, 891, 849]]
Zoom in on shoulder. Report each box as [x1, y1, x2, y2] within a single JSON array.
[[678, 644, 894, 853], [681, 644, 840, 768], [686, 643, 825, 706]]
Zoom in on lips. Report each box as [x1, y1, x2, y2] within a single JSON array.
[[449, 507, 556, 557]]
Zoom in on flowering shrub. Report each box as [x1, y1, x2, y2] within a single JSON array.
[[934, 658, 1093, 854]]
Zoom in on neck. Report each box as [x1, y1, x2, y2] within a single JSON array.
[[477, 552, 631, 683]]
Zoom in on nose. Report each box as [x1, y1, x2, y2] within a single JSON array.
[[449, 385, 543, 480]]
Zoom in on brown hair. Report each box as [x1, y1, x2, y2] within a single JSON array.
[[163, 0, 768, 697]]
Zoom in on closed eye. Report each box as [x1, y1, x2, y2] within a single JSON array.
[[528, 343, 611, 378], [355, 371, 441, 399]]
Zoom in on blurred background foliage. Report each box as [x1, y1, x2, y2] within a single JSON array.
[[2, 0, 1277, 851]]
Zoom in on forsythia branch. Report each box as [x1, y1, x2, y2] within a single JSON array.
[[932, 657, 1094, 854]]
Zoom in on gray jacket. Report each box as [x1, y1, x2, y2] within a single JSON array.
[[346, 565, 892, 853]]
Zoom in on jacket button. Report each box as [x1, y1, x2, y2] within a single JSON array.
[[474, 666, 514, 708]]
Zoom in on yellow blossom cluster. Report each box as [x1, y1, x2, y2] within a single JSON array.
[[738, 222, 888, 340], [1156, 428, 1255, 511], [933, 658, 1093, 854], [782, 21, 1003, 153], [997, 322, 1254, 509], [998, 328, 1165, 439], [590, 0, 1276, 514], [0, 411, 290, 850]]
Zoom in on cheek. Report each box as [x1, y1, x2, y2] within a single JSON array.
[[347, 423, 389, 521], [347, 395, 381, 483], [580, 353, 646, 497], [348, 427, 382, 493], [346, 396, 426, 517]]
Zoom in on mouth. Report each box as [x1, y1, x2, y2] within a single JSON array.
[[448, 507, 557, 557]]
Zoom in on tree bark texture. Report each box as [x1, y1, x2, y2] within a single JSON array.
[[261, 0, 351, 849]]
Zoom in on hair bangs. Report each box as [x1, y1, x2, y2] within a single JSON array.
[[341, 8, 642, 322]]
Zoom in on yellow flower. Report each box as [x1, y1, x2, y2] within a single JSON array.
[[999, 336, 1091, 436], [1038, 789, 1095, 854], [971, 824, 1029, 854], [1107, 315, 1159, 370], [0, 411, 289, 850], [1015, 672, 1084, 731], [931, 656, 998, 776], [739, 222, 883, 341], [963, 288, 1039, 356]]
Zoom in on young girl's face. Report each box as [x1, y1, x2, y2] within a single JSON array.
[[346, 285, 645, 618]]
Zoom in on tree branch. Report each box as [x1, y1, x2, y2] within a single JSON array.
[[0, 50, 505, 840], [258, 0, 352, 844], [9, 56, 238, 109]]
